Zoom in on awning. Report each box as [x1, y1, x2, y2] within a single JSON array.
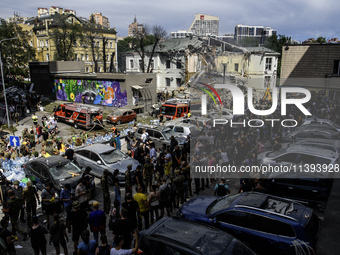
[[131, 85, 143, 90]]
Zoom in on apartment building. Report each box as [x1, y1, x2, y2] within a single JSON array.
[[188, 14, 219, 36], [234, 24, 276, 45], [90, 12, 110, 28]]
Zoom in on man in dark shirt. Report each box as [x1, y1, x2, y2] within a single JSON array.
[[121, 193, 139, 229], [65, 144, 74, 161], [112, 208, 134, 249], [134, 165, 145, 193]]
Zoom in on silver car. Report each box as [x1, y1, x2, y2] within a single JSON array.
[[258, 145, 339, 166], [74, 144, 140, 185]]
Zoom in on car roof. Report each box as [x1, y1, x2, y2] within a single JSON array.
[[143, 217, 253, 255], [138, 125, 172, 132], [74, 143, 115, 154], [27, 155, 71, 166], [286, 145, 338, 158], [233, 192, 312, 225], [290, 129, 339, 136]]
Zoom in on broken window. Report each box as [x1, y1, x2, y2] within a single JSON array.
[[166, 60, 171, 69], [176, 78, 181, 87], [176, 61, 182, 69]]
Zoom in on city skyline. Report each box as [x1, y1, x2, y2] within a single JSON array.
[[0, 0, 339, 42]]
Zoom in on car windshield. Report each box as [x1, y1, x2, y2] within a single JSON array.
[[100, 149, 128, 164], [161, 106, 176, 116], [49, 162, 82, 180], [207, 194, 241, 215], [162, 128, 178, 140], [112, 110, 124, 116]]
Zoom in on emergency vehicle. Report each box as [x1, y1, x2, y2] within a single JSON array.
[[54, 103, 103, 129], [160, 102, 189, 120]]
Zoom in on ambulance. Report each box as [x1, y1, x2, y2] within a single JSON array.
[[54, 103, 103, 129]]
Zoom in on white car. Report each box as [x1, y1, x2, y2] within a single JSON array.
[[166, 123, 201, 138]]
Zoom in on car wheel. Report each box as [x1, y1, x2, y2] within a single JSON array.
[[107, 173, 114, 185], [116, 120, 121, 125], [74, 122, 79, 129]]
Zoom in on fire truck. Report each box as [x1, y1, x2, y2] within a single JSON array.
[[54, 103, 103, 129], [160, 102, 189, 120]]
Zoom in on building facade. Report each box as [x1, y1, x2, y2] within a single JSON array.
[[171, 30, 193, 39], [280, 44, 340, 101], [21, 13, 117, 73], [90, 12, 110, 28], [188, 14, 219, 37], [234, 24, 276, 45], [128, 17, 144, 37]]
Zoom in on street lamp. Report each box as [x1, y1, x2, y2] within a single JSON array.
[[0, 37, 18, 127]]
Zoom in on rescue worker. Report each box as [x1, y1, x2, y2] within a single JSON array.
[[32, 114, 38, 127], [143, 157, 154, 193], [174, 169, 185, 208], [22, 181, 40, 228], [3, 190, 28, 240], [125, 165, 132, 195], [101, 169, 111, 214], [12, 180, 25, 223]]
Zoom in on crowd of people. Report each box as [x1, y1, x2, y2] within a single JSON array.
[[0, 88, 338, 255]]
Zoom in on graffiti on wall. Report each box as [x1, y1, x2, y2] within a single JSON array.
[[54, 79, 128, 107]]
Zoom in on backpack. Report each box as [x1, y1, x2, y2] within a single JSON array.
[[160, 184, 171, 201], [217, 184, 227, 196]]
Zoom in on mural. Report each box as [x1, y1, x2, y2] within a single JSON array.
[[54, 79, 128, 107]]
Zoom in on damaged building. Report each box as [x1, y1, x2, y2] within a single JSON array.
[[125, 36, 279, 91]]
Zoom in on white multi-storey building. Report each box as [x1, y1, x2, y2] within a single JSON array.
[[188, 14, 219, 37]]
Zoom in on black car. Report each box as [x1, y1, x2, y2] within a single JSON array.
[[139, 217, 256, 255], [24, 156, 84, 193], [266, 172, 333, 211]]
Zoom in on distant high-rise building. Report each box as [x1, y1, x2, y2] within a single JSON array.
[[171, 30, 193, 39], [188, 14, 219, 36], [128, 17, 144, 37], [90, 12, 110, 28], [234, 24, 276, 44]]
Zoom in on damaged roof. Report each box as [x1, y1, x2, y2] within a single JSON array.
[[143, 37, 206, 53], [244, 46, 280, 55]]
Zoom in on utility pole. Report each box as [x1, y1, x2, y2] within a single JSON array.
[[0, 37, 18, 127]]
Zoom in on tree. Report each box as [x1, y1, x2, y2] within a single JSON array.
[[129, 24, 166, 73], [0, 19, 36, 77], [264, 34, 293, 77], [51, 15, 83, 61], [82, 23, 102, 73], [237, 37, 259, 47]]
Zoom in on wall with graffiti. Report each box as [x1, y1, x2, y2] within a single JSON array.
[[54, 79, 128, 107]]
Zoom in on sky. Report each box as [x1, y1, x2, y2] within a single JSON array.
[[1, 0, 339, 42]]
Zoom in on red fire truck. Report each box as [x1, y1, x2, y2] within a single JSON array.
[[54, 103, 103, 129], [161, 102, 189, 120]]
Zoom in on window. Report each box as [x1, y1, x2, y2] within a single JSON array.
[[174, 126, 184, 133], [166, 78, 171, 87], [94, 54, 96, 60], [106, 54, 109, 61], [150, 59, 154, 69], [216, 211, 249, 228], [76, 150, 91, 158], [154, 131, 162, 139], [86, 54, 89, 61], [86, 67, 89, 72], [176, 78, 181, 87], [166, 60, 171, 69], [333, 60, 340, 75], [89, 152, 100, 162], [74, 54, 78, 60], [110, 42, 113, 48], [45, 40, 48, 47], [265, 58, 272, 71], [176, 61, 182, 69], [130, 59, 134, 69], [248, 214, 277, 235], [139, 60, 143, 71], [234, 63, 239, 72], [46, 53, 49, 61]]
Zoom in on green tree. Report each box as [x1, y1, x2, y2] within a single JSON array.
[[315, 37, 327, 44], [264, 34, 293, 77], [237, 37, 259, 47], [0, 19, 36, 77], [51, 15, 83, 61]]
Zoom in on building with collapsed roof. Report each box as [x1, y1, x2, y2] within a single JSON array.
[[125, 36, 279, 90]]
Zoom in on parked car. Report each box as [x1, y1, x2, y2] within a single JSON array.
[[166, 123, 201, 138], [24, 156, 84, 194], [179, 192, 321, 255], [266, 172, 333, 211], [134, 125, 187, 148], [281, 129, 340, 142], [287, 138, 340, 153], [302, 118, 340, 132], [257, 144, 339, 168], [106, 109, 137, 125], [73, 143, 140, 185], [139, 217, 256, 255]]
